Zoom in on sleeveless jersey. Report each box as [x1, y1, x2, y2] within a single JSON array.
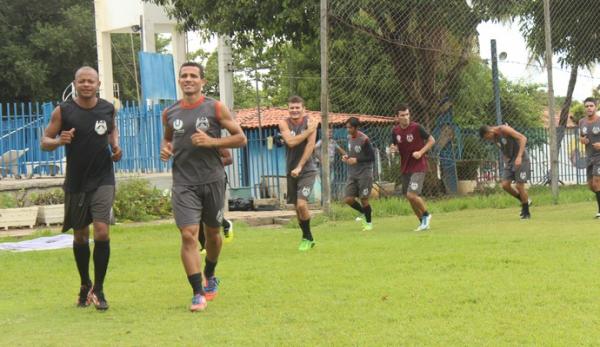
[[285, 116, 317, 176], [163, 96, 225, 186], [59, 98, 115, 193]]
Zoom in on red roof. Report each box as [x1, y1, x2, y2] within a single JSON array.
[[234, 107, 395, 129]]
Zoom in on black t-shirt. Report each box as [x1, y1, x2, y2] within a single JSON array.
[[59, 99, 115, 193]]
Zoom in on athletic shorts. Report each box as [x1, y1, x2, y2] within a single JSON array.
[[344, 175, 373, 199], [401, 172, 425, 195], [586, 159, 600, 180], [62, 185, 115, 232], [287, 173, 317, 204], [503, 159, 531, 183], [172, 178, 226, 229]]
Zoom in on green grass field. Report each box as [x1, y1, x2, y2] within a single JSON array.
[[2, 197, 600, 345]]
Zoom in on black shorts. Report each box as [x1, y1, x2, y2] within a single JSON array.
[[172, 178, 226, 229], [62, 185, 115, 232]]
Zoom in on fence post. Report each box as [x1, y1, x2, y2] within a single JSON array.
[[543, 0, 559, 203]]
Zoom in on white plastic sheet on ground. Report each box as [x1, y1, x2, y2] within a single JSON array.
[[0, 234, 75, 252]]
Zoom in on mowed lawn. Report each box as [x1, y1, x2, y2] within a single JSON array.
[[1, 202, 600, 346]]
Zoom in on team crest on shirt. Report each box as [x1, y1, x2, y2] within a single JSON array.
[[173, 119, 184, 131], [196, 116, 209, 131], [593, 127, 600, 135], [410, 182, 419, 190], [216, 209, 224, 224], [95, 120, 107, 135], [354, 145, 362, 153], [582, 126, 588, 135], [396, 135, 402, 143], [302, 186, 311, 197], [406, 134, 414, 143]]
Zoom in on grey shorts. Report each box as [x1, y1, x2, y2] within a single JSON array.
[[402, 172, 425, 195], [172, 178, 225, 229], [586, 160, 600, 180], [503, 159, 530, 183], [62, 185, 115, 232], [287, 173, 316, 204], [345, 175, 373, 199]]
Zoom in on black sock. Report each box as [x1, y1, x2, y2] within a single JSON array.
[[363, 205, 372, 223], [73, 242, 91, 286], [198, 223, 206, 249], [299, 219, 313, 241], [522, 203, 530, 214], [93, 240, 110, 292], [187, 273, 204, 295], [204, 259, 218, 279], [349, 201, 364, 214], [596, 191, 600, 213]]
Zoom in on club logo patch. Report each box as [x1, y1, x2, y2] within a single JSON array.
[[593, 127, 600, 135], [95, 120, 107, 135], [216, 209, 224, 224], [173, 119, 184, 131], [410, 182, 419, 191], [302, 186, 311, 197], [406, 134, 414, 143], [196, 116, 209, 131]]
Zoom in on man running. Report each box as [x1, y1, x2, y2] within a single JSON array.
[[41, 66, 122, 310], [341, 117, 375, 231], [390, 104, 435, 231], [161, 62, 246, 312], [278, 95, 319, 251], [199, 148, 234, 254], [578, 97, 600, 218], [479, 123, 531, 219]]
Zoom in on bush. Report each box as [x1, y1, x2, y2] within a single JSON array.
[[30, 189, 65, 205], [114, 179, 171, 222]]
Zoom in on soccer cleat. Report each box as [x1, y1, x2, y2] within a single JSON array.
[[362, 222, 373, 231], [88, 290, 109, 311], [298, 239, 316, 251], [204, 276, 220, 301], [190, 293, 207, 312], [223, 219, 234, 243], [76, 282, 93, 307], [200, 247, 207, 255]]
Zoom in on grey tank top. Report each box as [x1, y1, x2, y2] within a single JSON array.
[[164, 97, 225, 186], [495, 134, 528, 163], [285, 116, 317, 176], [579, 116, 600, 161], [347, 131, 373, 178]]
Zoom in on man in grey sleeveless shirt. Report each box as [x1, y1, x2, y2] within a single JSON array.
[[161, 62, 247, 312], [480, 124, 531, 219], [278, 96, 319, 251], [578, 97, 600, 218]]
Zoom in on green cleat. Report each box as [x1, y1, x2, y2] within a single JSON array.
[[362, 222, 373, 231], [298, 239, 316, 251]]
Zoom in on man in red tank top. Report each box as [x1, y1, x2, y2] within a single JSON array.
[[390, 104, 436, 231]]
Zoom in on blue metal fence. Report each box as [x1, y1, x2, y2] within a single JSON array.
[[0, 101, 591, 201]]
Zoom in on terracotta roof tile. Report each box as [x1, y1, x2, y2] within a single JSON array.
[[234, 107, 395, 129]]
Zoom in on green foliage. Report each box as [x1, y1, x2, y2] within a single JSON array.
[[30, 189, 64, 205], [114, 179, 171, 222]]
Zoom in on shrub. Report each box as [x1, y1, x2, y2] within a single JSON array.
[[114, 179, 171, 222]]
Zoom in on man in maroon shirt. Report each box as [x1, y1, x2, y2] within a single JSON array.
[[390, 104, 436, 231]]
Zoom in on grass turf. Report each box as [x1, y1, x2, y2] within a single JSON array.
[[1, 200, 600, 345]]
